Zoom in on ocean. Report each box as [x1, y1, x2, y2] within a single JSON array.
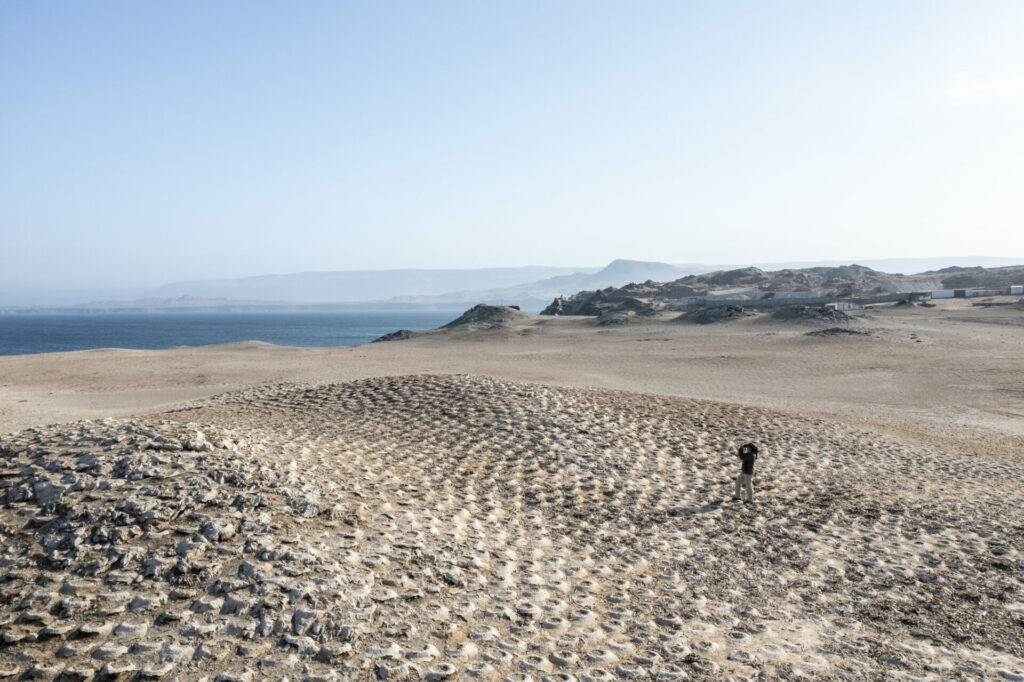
[[0, 311, 461, 356]]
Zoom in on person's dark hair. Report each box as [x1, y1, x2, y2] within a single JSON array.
[[740, 442, 758, 455]]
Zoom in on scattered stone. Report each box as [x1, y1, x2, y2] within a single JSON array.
[[57, 667, 94, 682], [77, 621, 114, 638], [96, 661, 137, 682], [138, 661, 176, 679]]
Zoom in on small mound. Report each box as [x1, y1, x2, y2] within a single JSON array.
[[772, 305, 854, 323], [371, 328, 418, 343], [675, 304, 754, 325], [806, 326, 869, 337], [597, 310, 631, 325], [441, 303, 527, 330], [975, 297, 1024, 309]]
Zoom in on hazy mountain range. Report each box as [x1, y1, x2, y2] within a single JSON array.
[[2, 256, 1022, 313]]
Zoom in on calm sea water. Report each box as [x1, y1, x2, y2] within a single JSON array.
[[0, 312, 460, 356]]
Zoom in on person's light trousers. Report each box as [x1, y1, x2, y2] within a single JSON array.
[[735, 473, 754, 501]]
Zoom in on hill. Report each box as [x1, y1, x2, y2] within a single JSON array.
[[541, 263, 1024, 316], [920, 264, 1024, 289]]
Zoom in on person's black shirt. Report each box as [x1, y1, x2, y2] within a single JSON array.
[[740, 452, 756, 475], [738, 443, 758, 474]]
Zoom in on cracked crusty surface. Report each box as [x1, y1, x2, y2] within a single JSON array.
[[1, 374, 1022, 681]]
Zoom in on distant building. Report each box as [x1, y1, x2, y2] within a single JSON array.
[[825, 301, 862, 311], [933, 285, 1021, 299]]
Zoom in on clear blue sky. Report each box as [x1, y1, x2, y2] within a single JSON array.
[[2, 1, 1022, 291]]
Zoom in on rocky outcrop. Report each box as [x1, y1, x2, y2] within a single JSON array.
[[596, 311, 631, 326], [674, 304, 754, 324], [771, 305, 855, 323], [440, 304, 526, 329], [371, 329, 418, 342], [539, 263, 1011, 317], [372, 305, 528, 342], [929, 264, 1024, 289], [541, 290, 660, 317]]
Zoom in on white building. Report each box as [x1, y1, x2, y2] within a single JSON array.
[[825, 301, 862, 311]]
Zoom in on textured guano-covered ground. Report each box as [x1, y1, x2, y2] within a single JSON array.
[[1, 375, 1022, 681]]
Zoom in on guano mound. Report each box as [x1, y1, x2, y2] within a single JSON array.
[[0, 375, 1021, 680]]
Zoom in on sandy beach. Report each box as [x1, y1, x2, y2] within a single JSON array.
[[1, 298, 1023, 680]]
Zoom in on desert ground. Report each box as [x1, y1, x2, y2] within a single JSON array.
[[1, 298, 1022, 680]]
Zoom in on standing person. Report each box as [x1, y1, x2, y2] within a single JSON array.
[[733, 442, 758, 503]]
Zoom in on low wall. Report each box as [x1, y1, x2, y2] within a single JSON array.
[[667, 292, 908, 310]]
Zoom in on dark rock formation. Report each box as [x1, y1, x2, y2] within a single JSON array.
[[372, 304, 527, 341], [541, 264, 935, 317], [930, 265, 1024, 289], [541, 290, 660, 317], [597, 311, 631, 326], [806, 327, 871, 337], [772, 306, 855, 324], [441, 304, 526, 330], [372, 329, 418, 343], [675, 305, 754, 324], [541, 263, 1024, 319], [541, 296, 570, 315]]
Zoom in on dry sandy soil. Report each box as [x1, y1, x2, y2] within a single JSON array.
[[0, 299, 1022, 680]]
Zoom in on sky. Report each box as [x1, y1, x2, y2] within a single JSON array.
[[2, 1, 1023, 292]]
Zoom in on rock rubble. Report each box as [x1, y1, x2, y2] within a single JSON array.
[[1, 375, 1022, 680]]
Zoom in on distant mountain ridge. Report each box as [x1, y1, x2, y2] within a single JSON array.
[[148, 266, 596, 304], [2, 256, 1022, 311]]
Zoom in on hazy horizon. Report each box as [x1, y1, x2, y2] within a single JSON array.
[[3, 255, 1023, 308], [3, 2, 1023, 292]]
